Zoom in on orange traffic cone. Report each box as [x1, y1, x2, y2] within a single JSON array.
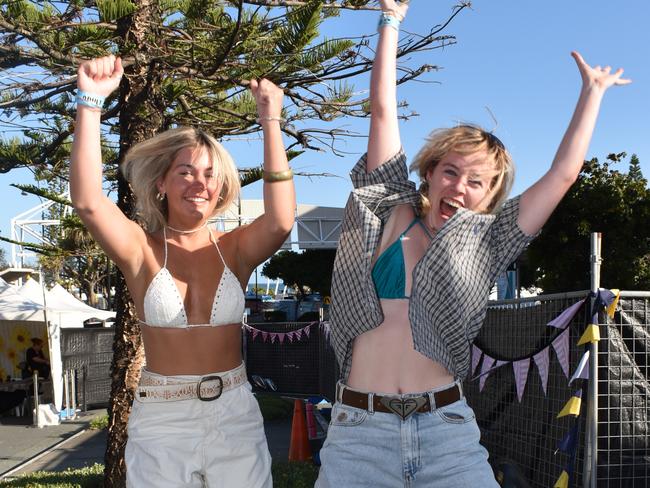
[[288, 399, 312, 462]]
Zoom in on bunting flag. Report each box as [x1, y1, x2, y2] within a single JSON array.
[[471, 345, 482, 375], [556, 423, 579, 455], [605, 288, 621, 318], [557, 389, 583, 418], [513, 358, 530, 402], [533, 348, 550, 394], [552, 330, 570, 378], [244, 322, 319, 344], [479, 355, 496, 391], [569, 350, 590, 385], [553, 470, 569, 488], [577, 324, 600, 345], [548, 298, 586, 329]]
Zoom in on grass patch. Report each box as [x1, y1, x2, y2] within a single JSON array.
[[272, 461, 319, 488], [256, 393, 294, 421], [0, 463, 103, 487], [88, 414, 108, 430], [1, 462, 318, 487]]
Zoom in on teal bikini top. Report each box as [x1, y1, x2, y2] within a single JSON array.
[[372, 218, 434, 299]]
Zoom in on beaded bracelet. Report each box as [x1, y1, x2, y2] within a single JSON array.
[[262, 169, 293, 183], [378, 12, 401, 32], [76, 90, 106, 110]]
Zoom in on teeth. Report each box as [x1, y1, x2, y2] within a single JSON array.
[[186, 197, 207, 202], [442, 198, 463, 209]]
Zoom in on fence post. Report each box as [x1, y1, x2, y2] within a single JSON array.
[[82, 364, 88, 412], [583, 232, 601, 487]]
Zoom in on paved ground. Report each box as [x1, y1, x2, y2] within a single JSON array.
[[0, 409, 292, 480]]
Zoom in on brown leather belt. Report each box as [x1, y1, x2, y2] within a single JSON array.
[[338, 383, 462, 420]]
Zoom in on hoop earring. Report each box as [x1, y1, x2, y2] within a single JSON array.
[[156, 191, 166, 202]]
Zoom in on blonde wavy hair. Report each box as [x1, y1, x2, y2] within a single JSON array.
[[121, 127, 240, 232], [409, 124, 514, 216]]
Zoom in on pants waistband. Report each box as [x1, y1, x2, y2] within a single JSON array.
[[336, 381, 463, 420], [136, 363, 247, 403]]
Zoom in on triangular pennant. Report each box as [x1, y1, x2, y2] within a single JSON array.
[[513, 359, 530, 402], [272, 333, 279, 344], [590, 290, 605, 321], [278, 333, 285, 344], [606, 289, 621, 318], [479, 355, 495, 392], [287, 331, 294, 343], [304, 325, 311, 338], [556, 423, 579, 455], [553, 470, 569, 488], [261, 331, 269, 342], [552, 330, 570, 378], [569, 350, 590, 385], [533, 347, 550, 395], [252, 329, 259, 341], [548, 298, 586, 329], [577, 324, 600, 345], [557, 389, 582, 418], [471, 345, 482, 375]]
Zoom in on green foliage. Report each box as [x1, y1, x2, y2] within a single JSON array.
[[272, 462, 319, 488], [256, 393, 294, 421], [89, 414, 109, 430], [96, 0, 136, 22], [520, 153, 650, 292], [0, 462, 318, 488], [262, 249, 336, 296], [0, 463, 104, 487]]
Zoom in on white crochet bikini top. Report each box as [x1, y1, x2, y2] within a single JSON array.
[[142, 228, 245, 328]]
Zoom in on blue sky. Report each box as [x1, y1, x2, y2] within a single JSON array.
[[1, 1, 648, 263]]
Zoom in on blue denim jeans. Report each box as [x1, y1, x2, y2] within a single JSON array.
[[316, 383, 498, 488]]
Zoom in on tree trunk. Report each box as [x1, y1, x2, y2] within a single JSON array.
[[103, 1, 165, 486]]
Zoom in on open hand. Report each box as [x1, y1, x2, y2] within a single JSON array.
[[77, 55, 123, 97], [250, 79, 284, 120], [572, 51, 631, 93]]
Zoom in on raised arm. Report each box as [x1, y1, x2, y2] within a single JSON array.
[[70, 56, 146, 272], [518, 51, 631, 235], [234, 79, 296, 271], [366, 0, 409, 172]]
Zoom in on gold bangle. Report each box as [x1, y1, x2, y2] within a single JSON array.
[[262, 169, 293, 182]]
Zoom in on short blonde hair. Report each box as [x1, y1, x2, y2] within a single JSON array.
[[121, 127, 240, 232], [409, 124, 514, 216]]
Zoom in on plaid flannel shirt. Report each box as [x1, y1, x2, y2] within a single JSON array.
[[330, 149, 538, 380]]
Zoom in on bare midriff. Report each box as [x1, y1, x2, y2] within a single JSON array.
[[140, 323, 243, 376], [347, 298, 455, 395]]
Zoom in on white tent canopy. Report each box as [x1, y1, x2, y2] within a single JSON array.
[[16, 278, 115, 327]]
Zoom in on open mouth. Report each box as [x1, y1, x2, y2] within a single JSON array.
[[440, 198, 464, 219]]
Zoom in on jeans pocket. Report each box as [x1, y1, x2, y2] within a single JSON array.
[[436, 399, 476, 425], [330, 403, 368, 427]]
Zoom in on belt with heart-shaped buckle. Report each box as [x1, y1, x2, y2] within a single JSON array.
[[338, 383, 462, 420]]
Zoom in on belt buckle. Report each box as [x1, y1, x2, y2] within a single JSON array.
[[379, 395, 427, 420], [197, 375, 223, 402]]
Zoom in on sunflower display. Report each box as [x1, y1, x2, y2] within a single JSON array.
[[10, 325, 31, 350]]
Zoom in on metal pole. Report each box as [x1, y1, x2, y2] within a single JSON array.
[[32, 371, 41, 427], [82, 365, 88, 412], [63, 369, 69, 420], [70, 369, 77, 419], [583, 232, 601, 487]]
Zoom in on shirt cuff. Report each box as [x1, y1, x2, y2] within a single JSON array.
[[350, 148, 408, 189]]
